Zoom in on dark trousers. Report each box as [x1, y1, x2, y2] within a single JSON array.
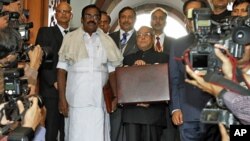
[[124, 123, 163, 141], [202, 124, 221, 141], [161, 107, 180, 141], [44, 97, 65, 141], [110, 107, 124, 141], [179, 121, 207, 141]]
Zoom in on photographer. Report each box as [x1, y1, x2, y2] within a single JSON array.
[[0, 16, 45, 141], [1, 0, 22, 13], [168, 1, 222, 141], [0, 27, 42, 95], [0, 97, 46, 141], [185, 44, 250, 125], [0, 0, 26, 23], [230, 0, 250, 68]]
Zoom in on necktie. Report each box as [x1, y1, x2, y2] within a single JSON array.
[[64, 30, 68, 34], [156, 36, 161, 51], [120, 32, 128, 49]]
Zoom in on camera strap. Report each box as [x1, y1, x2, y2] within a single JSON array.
[[204, 72, 250, 96]]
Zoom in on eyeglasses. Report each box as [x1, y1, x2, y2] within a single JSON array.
[[56, 10, 71, 14], [84, 14, 100, 20], [137, 32, 152, 38]]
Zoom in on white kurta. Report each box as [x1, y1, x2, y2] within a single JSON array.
[[57, 32, 112, 141]]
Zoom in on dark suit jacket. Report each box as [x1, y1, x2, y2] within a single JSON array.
[[122, 48, 168, 126], [109, 30, 139, 57], [35, 25, 63, 98], [162, 35, 175, 56], [169, 33, 212, 122]]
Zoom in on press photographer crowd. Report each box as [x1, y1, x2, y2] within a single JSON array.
[[0, 0, 46, 141], [0, 0, 250, 141]]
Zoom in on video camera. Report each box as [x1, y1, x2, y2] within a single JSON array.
[[187, 8, 222, 74], [186, 8, 250, 74], [0, 13, 53, 67], [6, 11, 33, 41], [200, 98, 240, 129], [0, 68, 43, 135], [221, 15, 250, 58], [185, 8, 250, 129], [9, 13, 54, 66], [0, 0, 53, 65], [1, 68, 29, 120]]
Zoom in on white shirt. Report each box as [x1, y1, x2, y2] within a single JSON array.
[[57, 32, 112, 108], [57, 24, 70, 36]]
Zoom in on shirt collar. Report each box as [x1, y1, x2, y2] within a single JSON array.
[[155, 33, 165, 39], [81, 27, 99, 37], [57, 24, 70, 34], [120, 29, 134, 37]]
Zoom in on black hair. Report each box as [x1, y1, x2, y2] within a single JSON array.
[[233, 0, 250, 8], [118, 6, 136, 19], [81, 4, 101, 18], [183, 0, 208, 15], [0, 27, 20, 59], [100, 11, 111, 24]]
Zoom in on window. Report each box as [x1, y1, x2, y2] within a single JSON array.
[[134, 13, 188, 39]]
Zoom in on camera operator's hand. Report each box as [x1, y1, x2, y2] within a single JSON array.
[[172, 110, 183, 126], [0, 15, 9, 30], [22, 97, 41, 131], [242, 65, 250, 86], [39, 106, 46, 127], [28, 45, 43, 71], [237, 45, 250, 68], [214, 44, 233, 80], [0, 103, 13, 125], [28, 84, 36, 96], [218, 123, 229, 141], [185, 65, 224, 96]]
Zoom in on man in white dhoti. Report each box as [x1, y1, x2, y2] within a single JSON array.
[[56, 4, 123, 141]]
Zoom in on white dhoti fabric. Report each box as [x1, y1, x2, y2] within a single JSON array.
[[57, 28, 122, 141], [64, 106, 110, 141]]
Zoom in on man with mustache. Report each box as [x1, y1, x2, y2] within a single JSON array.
[[150, 7, 174, 56], [109, 6, 139, 141], [99, 11, 111, 34], [150, 8, 178, 141], [57, 4, 123, 141], [211, 0, 231, 23]]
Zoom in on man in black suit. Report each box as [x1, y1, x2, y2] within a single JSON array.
[[109, 7, 139, 57], [122, 26, 168, 141], [109, 6, 139, 141], [150, 7, 178, 141], [35, 2, 72, 141], [150, 7, 174, 56], [169, 0, 218, 141]]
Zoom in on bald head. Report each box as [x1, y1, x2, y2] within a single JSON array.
[[136, 26, 155, 51], [55, 2, 72, 28]]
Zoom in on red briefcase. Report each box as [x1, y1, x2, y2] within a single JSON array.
[[103, 72, 117, 113]]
